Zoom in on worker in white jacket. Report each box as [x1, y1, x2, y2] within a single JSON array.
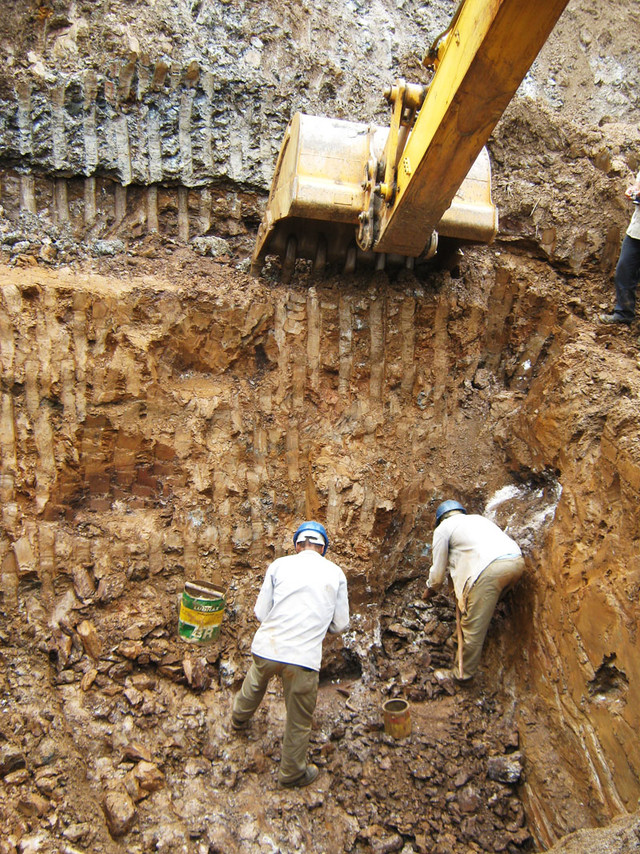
[[232, 521, 349, 788], [425, 500, 524, 682]]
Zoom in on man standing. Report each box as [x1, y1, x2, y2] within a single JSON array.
[[231, 521, 349, 788], [600, 170, 640, 326], [425, 500, 524, 683]]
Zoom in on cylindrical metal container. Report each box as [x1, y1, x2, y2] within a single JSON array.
[[382, 698, 411, 738], [178, 580, 226, 644]]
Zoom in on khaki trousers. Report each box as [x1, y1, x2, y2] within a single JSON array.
[[232, 654, 319, 784], [455, 556, 525, 680]]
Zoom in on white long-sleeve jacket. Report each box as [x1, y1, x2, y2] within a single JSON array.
[[427, 513, 521, 612], [251, 549, 350, 671]]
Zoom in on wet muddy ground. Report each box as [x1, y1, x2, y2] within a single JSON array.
[[1, 562, 533, 854]]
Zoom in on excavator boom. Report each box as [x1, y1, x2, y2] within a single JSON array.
[[252, 0, 569, 278]]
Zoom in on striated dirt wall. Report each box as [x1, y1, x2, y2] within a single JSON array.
[[502, 323, 640, 844], [1, 0, 640, 850], [1, 0, 638, 187], [1, 240, 639, 847]]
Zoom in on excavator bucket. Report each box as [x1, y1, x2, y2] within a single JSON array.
[[250, 111, 497, 279], [251, 0, 571, 281], [436, 148, 498, 242]]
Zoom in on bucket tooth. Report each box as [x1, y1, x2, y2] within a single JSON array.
[[344, 245, 357, 274], [281, 235, 297, 284], [313, 237, 327, 274]]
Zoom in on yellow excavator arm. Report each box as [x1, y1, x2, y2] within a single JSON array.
[[251, 0, 569, 279]]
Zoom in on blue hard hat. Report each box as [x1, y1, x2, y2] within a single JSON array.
[[435, 500, 466, 527], [293, 521, 329, 555]]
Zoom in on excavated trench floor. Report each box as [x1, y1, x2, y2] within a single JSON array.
[[1, 576, 531, 854], [0, 237, 639, 854]]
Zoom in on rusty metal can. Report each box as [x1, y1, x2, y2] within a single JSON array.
[[382, 698, 412, 738]]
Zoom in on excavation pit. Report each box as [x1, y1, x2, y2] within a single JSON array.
[[0, 0, 639, 850]]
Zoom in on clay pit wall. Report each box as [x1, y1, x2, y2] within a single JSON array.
[[1, 0, 640, 847], [1, 245, 639, 845]]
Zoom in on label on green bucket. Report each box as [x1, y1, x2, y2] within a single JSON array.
[[178, 584, 226, 644]]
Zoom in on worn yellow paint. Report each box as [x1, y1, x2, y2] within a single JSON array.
[[375, 0, 570, 255]]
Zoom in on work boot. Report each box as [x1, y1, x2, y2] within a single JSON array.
[[230, 715, 250, 731], [278, 764, 319, 789], [599, 312, 632, 325], [434, 668, 473, 685]]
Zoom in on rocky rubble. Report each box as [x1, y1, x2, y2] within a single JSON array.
[[0, 569, 535, 854], [0, 205, 243, 274]]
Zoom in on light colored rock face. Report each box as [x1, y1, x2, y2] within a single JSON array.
[[0, 1, 449, 188], [0, 1, 639, 189], [0, 0, 639, 280], [544, 809, 640, 854], [0, 0, 640, 851], [500, 327, 640, 843]]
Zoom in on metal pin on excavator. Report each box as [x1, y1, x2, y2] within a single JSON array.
[[251, 0, 569, 281]]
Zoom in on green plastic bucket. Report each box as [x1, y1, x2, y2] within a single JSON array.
[[178, 580, 226, 644]]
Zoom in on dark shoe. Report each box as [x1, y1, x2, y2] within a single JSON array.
[[599, 313, 632, 326], [231, 716, 250, 731], [278, 764, 319, 789]]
